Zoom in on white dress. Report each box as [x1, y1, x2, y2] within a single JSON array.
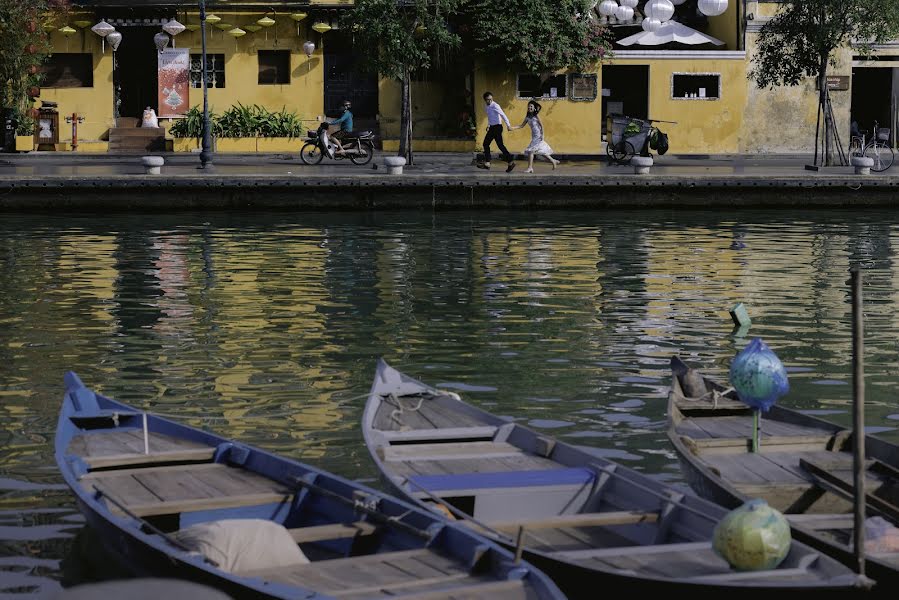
[[524, 116, 553, 156]]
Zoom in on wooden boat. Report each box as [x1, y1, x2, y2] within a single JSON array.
[[56, 371, 565, 600], [363, 359, 868, 595], [668, 355, 899, 587]]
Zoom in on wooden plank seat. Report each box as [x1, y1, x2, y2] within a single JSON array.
[[381, 441, 527, 463], [381, 427, 498, 444], [486, 510, 659, 534], [288, 521, 379, 544], [408, 468, 595, 494], [82, 462, 290, 517], [68, 429, 215, 469], [555, 540, 711, 560], [236, 548, 495, 598]]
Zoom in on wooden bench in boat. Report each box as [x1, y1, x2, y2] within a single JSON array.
[[486, 510, 659, 534], [82, 462, 290, 517], [68, 429, 215, 469], [380, 426, 498, 444], [287, 520, 379, 544], [680, 432, 845, 455], [408, 467, 595, 494]]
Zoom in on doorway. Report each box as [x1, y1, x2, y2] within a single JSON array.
[[323, 32, 378, 132], [601, 65, 649, 138], [113, 27, 159, 122], [851, 67, 895, 146]]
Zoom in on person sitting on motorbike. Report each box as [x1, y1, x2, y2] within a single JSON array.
[[328, 100, 354, 155]]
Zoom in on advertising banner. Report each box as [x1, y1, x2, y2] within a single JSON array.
[[158, 48, 190, 118]]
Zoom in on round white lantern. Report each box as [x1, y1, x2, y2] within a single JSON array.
[[154, 31, 170, 52], [302, 40, 315, 57], [106, 30, 122, 52], [698, 0, 729, 17], [620, 0, 638, 7], [615, 5, 634, 21], [641, 17, 662, 32], [671, 0, 686, 4], [91, 20, 115, 38], [644, 0, 675, 22], [598, 0, 619, 17]]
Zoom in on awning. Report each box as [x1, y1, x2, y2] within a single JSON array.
[[617, 21, 725, 47]]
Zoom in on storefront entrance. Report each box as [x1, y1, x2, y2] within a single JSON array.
[[601, 65, 649, 138], [113, 27, 160, 123], [324, 32, 378, 132]]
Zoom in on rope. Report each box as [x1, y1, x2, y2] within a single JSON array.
[[384, 392, 424, 430]]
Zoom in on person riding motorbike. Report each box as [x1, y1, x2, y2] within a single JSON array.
[[328, 100, 354, 155]]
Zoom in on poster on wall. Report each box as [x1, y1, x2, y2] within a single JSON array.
[[158, 48, 190, 118]]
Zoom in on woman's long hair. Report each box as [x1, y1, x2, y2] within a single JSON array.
[[527, 100, 543, 116]]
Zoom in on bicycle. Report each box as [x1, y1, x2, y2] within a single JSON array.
[[849, 120, 894, 172]]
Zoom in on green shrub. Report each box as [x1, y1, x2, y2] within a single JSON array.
[[170, 103, 304, 139]]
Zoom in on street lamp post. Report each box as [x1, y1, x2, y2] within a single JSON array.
[[199, 0, 214, 169]]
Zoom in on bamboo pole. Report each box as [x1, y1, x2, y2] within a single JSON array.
[[851, 267, 866, 577]]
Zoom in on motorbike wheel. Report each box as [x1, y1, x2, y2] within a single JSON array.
[[350, 141, 375, 165], [300, 142, 323, 165]]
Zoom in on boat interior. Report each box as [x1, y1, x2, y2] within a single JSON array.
[[62, 402, 541, 600], [369, 389, 854, 584]]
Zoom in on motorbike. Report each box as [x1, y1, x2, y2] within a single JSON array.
[[300, 123, 375, 166]]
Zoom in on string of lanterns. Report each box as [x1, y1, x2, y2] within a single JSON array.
[[596, 0, 728, 29]]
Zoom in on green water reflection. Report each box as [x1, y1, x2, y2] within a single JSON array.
[[1, 209, 898, 592]]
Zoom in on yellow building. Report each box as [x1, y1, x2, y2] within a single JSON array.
[[32, 1, 893, 156]]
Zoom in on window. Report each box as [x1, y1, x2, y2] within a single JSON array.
[[41, 54, 93, 88], [517, 74, 567, 99], [190, 54, 225, 88], [258, 50, 290, 85], [672, 73, 720, 100]]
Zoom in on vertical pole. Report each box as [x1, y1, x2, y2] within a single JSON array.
[[71, 113, 78, 151], [751, 409, 760, 453], [851, 267, 866, 577], [513, 526, 525, 564], [199, 0, 214, 169], [142, 413, 150, 455]]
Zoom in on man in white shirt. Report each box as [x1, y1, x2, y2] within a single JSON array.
[[479, 92, 515, 172]]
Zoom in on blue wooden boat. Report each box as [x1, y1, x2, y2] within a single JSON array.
[[363, 360, 870, 595], [56, 371, 566, 600]]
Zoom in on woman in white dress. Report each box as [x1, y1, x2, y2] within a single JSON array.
[[510, 100, 559, 173]]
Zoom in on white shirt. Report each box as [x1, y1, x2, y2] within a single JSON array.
[[485, 101, 511, 128]]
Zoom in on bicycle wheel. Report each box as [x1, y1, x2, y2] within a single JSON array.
[[620, 141, 636, 165], [350, 141, 375, 165], [610, 141, 632, 164], [865, 142, 894, 172], [300, 142, 323, 165]]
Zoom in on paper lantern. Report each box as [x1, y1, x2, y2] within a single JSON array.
[[698, 0, 728, 16], [729, 338, 789, 413], [713, 500, 791, 571], [154, 31, 170, 53], [302, 40, 315, 57], [620, 0, 638, 7], [43, 22, 56, 32], [227, 27, 246, 50], [73, 20, 92, 29], [311, 21, 331, 34], [615, 5, 634, 21], [204, 14, 221, 25], [598, 0, 618, 16], [91, 20, 115, 37], [185, 24, 201, 32], [58, 26, 76, 36], [641, 17, 662, 32], [290, 12, 308, 35], [644, 0, 675, 22], [244, 24, 262, 32], [671, 0, 686, 4], [163, 19, 186, 36], [257, 16, 275, 27], [106, 30, 122, 51]]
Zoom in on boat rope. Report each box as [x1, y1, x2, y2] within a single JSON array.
[[385, 392, 425, 429], [690, 387, 736, 410]]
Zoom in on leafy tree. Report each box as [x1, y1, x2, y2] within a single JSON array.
[[466, 0, 612, 73], [346, 0, 463, 163], [0, 0, 69, 133], [751, 0, 899, 166]]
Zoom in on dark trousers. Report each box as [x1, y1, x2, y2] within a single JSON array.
[[483, 124, 513, 163]]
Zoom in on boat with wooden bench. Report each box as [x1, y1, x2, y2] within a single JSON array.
[[668, 355, 899, 588], [56, 371, 565, 600], [363, 360, 867, 595]]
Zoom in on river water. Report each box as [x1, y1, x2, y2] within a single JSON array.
[[1, 209, 898, 595]]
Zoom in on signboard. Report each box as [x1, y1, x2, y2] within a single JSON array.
[[825, 75, 849, 91], [158, 48, 190, 118], [570, 74, 598, 102]]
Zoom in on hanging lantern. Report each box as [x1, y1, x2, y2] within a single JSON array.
[[163, 19, 186, 37], [311, 20, 331, 34], [73, 20, 92, 29], [698, 0, 729, 16], [620, 0, 638, 7], [185, 24, 201, 32], [644, 0, 675, 22], [729, 338, 789, 413], [415, 24, 427, 35], [290, 12, 308, 35], [671, 0, 687, 4], [107, 30, 122, 52], [302, 40, 315, 57], [59, 25, 76, 36], [43, 22, 56, 32], [204, 13, 221, 25], [615, 5, 634, 21], [641, 17, 662, 32], [27, 86, 40, 98], [257, 16, 276, 27], [598, 0, 618, 16], [227, 27, 246, 50], [215, 23, 233, 31], [154, 31, 170, 53], [244, 24, 262, 33], [91, 20, 115, 53]]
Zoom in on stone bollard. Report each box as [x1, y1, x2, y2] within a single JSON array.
[[851, 155, 874, 175], [383, 156, 407, 175], [141, 156, 165, 175], [631, 156, 653, 175]]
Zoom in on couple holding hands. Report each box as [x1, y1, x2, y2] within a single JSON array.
[[478, 91, 560, 173]]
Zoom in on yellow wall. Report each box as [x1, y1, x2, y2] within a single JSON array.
[[706, 1, 741, 50], [42, 12, 325, 144]]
